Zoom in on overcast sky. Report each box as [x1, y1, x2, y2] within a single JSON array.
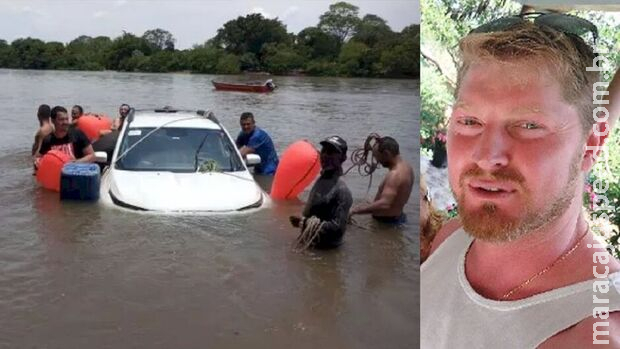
[[0, 0, 419, 49]]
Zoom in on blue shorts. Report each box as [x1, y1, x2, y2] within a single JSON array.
[[372, 214, 407, 225]]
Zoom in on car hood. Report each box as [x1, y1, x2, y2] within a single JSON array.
[[107, 170, 264, 212]]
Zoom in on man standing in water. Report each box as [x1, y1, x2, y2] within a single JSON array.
[[36, 106, 95, 165], [349, 136, 414, 224], [290, 136, 353, 249], [100, 103, 131, 137], [31, 104, 53, 157], [71, 105, 84, 123], [235, 112, 279, 175], [422, 14, 619, 348]]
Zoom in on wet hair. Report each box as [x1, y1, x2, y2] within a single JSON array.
[[457, 21, 599, 134], [240, 112, 255, 122], [378, 136, 399, 156], [50, 106, 68, 120], [37, 104, 51, 123], [72, 105, 83, 114], [120, 103, 130, 109]]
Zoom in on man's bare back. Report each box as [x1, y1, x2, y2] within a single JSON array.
[[32, 123, 54, 156]]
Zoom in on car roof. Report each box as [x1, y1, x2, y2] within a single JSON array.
[[129, 110, 222, 130]]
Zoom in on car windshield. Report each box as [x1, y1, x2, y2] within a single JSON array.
[[115, 127, 245, 172]]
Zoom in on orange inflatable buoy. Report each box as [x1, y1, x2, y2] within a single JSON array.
[[271, 140, 321, 200], [95, 114, 113, 130], [36, 150, 71, 192], [76, 114, 113, 142]]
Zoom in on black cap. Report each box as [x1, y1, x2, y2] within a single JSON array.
[[320, 135, 348, 154]]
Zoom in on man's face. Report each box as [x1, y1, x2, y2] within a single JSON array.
[[320, 144, 343, 172], [71, 107, 81, 122], [240, 118, 255, 134], [119, 105, 130, 117], [448, 62, 586, 242], [54, 111, 71, 133], [373, 146, 391, 167]]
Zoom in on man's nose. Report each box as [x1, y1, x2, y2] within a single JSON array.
[[472, 125, 510, 171]]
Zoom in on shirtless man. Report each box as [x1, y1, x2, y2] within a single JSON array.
[[100, 103, 130, 136], [349, 136, 414, 224], [71, 105, 84, 123], [113, 103, 130, 130], [31, 104, 53, 157]]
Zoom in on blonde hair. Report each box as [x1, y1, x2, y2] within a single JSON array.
[[456, 21, 600, 134]]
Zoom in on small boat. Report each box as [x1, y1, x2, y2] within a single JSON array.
[[212, 79, 276, 93]]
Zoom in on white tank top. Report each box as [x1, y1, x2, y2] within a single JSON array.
[[421, 228, 620, 348]]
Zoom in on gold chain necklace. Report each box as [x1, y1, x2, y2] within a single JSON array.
[[501, 226, 589, 300]]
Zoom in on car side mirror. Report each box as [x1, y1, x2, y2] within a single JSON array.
[[245, 154, 261, 166], [94, 151, 108, 163]]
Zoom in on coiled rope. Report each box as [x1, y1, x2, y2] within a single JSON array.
[[343, 133, 382, 198], [293, 216, 324, 252], [342, 133, 383, 231]]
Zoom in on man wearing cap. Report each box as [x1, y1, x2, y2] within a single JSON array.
[[289, 136, 353, 248], [349, 136, 414, 224], [236, 112, 279, 175]]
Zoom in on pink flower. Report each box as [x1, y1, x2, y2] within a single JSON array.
[[435, 131, 447, 144]]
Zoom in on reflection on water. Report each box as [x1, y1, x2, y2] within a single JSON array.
[[0, 69, 418, 348]]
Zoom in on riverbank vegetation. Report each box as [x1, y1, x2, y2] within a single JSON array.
[[0, 2, 419, 78]]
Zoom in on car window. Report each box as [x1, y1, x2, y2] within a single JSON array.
[[115, 127, 245, 172]]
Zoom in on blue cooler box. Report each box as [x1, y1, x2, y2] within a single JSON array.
[[60, 163, 101, 201]]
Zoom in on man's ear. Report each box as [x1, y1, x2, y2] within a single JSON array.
[[582, 121, 609, 171]]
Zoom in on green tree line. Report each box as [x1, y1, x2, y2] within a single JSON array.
[[0, 2, 419, 78]]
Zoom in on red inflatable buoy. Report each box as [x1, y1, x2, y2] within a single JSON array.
[[76, 114, 113, 142], [36, 150, 71, 192], [271, 140, 321, 200]]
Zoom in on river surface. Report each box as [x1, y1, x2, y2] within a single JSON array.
[[0, 69, 419, 349]]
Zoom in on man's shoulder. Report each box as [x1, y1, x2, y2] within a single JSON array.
[[69, 127, 89, 140], [254, 127, 273, 139], [38, 124, 54, 135], [395, 159, 414, 177], [428, 218, 462, 255], [540, 312, 620, 348], [40, 132, 55, 143], [337, 178, 352, 191], [336, 178, 353, 202], [386, 163, 412, 185]]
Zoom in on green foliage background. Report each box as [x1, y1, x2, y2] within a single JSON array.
[[0, 2, 419, 78]]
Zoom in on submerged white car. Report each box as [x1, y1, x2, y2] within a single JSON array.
[[98, 108, 266, 212]]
